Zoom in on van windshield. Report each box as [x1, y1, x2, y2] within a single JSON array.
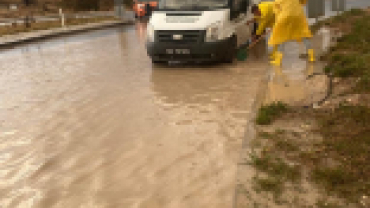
[[159, 0, 229, 10]]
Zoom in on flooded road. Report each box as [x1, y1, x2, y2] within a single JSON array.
[[0, 22, 268, 208]]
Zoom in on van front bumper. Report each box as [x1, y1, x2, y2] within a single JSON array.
[[146, 37, 235, 62]]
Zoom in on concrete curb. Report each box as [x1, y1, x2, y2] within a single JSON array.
[[232, 61, 270, 208], [0, 19, 134, 49]]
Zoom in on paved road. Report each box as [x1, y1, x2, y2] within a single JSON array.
[[0, 22, 268, 208]]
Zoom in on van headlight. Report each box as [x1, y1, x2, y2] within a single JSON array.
[[205, 23, 221, 42], [147, 24, 155, 42]]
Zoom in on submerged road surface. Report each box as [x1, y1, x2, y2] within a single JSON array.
[[0, 22, 267, 208]]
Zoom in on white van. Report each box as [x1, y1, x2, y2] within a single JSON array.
[[145, 0, 261, 64]]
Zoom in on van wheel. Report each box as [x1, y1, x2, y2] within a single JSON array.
[[224, 55, 234, 63], [224, 36, 237, 63]]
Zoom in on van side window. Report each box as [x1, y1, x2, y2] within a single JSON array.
[[231, 0, 247, 19], [233, 0, 242, 11], [231, 0, 241, 19]]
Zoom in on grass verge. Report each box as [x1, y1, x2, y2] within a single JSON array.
[[312, 9, 370, 201], [0, 16, 119, 37], [313, 9, 370, 93], [314, 104, 370, 201], [256, 102, 288, 125]]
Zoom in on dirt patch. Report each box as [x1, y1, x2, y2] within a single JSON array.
[[359, 94, 370, 108], [244, 105, 369, 207]]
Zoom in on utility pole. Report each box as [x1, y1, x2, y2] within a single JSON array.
[[24, 0, 32, 28]]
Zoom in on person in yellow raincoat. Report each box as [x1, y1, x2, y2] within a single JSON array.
[[269, 0, 315, 66], [246, 2, 277, 60]]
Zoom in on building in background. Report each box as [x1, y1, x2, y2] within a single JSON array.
[[133, 0, 158, 18]]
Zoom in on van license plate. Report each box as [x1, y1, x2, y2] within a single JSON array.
[[166, 49, 190, 55]]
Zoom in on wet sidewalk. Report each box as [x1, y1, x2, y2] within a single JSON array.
[[233, 28, 340, 207], [261, 28, 337, 107]]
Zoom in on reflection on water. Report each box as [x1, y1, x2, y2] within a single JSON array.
[[264, 40, 329, 106], [135, 21, 148, 43], [0, 23, 268, 208]]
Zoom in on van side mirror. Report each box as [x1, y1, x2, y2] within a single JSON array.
[[230, 0, 249, 19], [240, 0, 249, 13], [230, 8, 239, 20]]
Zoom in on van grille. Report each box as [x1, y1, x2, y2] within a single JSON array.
[[156, 30, 205, 44], [165, 13, 201, 16]]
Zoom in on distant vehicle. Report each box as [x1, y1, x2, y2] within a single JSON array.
[[133, 0, 159, 19]]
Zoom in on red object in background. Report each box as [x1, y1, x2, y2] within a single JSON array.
[[133, 0, 158, 18]]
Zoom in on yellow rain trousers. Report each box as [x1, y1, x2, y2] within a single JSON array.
[[268, 0, 312, 47], [255, 2, 275, 36]]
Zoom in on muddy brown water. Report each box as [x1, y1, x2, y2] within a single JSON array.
[[0, 22, 268, 208]]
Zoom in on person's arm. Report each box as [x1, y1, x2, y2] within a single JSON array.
[[251, 24, 258, 41], [255, 18, 267, 36]]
